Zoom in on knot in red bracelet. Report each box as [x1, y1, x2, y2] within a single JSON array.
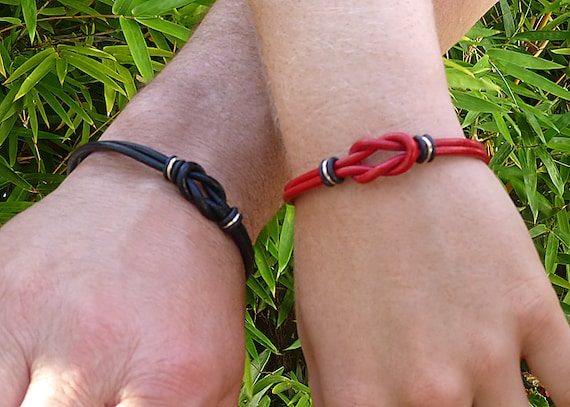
[[283, 132, 489, 203]]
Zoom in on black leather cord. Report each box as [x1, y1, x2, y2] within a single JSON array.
[[68, 141, 254, 279]]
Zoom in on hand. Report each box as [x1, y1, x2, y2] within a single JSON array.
[[0, 160, 246, 406], [293, 159, 570, 406]]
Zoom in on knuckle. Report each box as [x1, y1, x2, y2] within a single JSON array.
[[403, 369, 466, 406]]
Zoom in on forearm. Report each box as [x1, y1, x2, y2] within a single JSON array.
[[71, 0, 286, 236], [249, 0, 491, 175]]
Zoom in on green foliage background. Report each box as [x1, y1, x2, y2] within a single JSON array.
[[0, 0, 568, 405]]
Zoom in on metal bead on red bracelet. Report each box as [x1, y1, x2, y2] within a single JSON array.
[[283, 132, 489, 203]]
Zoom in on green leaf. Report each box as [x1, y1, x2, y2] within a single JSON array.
[[246, 277, 276, 309], [451, 90, 504, 113], [102, 59, 117, 116], [0, 114, 18, 147], [513, 30, 570, 41], [547, 137, 570, 153], [492, 112, 514, 145], [132, 0, 194, 16], [529, 224, 547, 238], [0, 17, 21, 24], [277, 287, 295, 328], [245, 313, 279, 354], [520, 148, 539, 222], [255, 242, 276, 296], [61, 51, 125, 95], [545, 232, 559, 275], [58, 0, 100, 17], [36, 85, 75, 129], [495, 61, 570, 101], [120, 16, 154, 82], [112, 0, 145, 15], [58, 44, 116, 61], [528, 392, 549, 407], [552, 48, 570, 55], [446, 68, 500, 91], [0, 161, 34, 192], [14, 53, 57, 100], [21, 0, 37, 43], [4, 48, 56, 85], [136, 17, 190, 41], [487, 48, 565, 70], [40, 82, 94, 126], [550, 274, 570, 290], [0, 85, 20, 123], [55, 57, 67, 85], [499, 0, 515, 37], [24, 92, 38, 141], [536, 147, 565, 196], [278, 204, 294, 276]]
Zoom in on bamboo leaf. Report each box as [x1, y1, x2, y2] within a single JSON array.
[[492, 112, 514, 145], [0, 85, 20, 123], [4, 48, 56, 85], [112, 0, 145, 15], [24, 93, 38, 141], [278, 204, 294, 277], [58, 44, 116, 61], [40, 82, 94, 125], [487, 48, 565, 70], [499, 0, 515, 37], [132, 0, 194, 16], [520, 148, 539, 222], [545, 232, 559, 275], [62, 52, 125, 95], [102, 59, 117, 116], [0, 114, 17, 147], [255, 242, 276, 296], [550, 274, 570, 290], [14, 53, 57, 100], [55, 57, 67, 85], [135, 17, 190, 41], [513, 30, 570, 41], [120, 16, 154, 82], [58, 0, 100, 17], [36, 85, 75, 129], [0, 17, 20, 24], [0, 160, 34, 191], [30, 88, 48, 127], [21, 0, 37, 43], [536, 146, 565, 196], [451, 90, 505, 113], [495, 61, 570, 101]]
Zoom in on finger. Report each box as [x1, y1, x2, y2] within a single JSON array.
[[523, 302, 570, 406], [472, 365, 529, 407], [20, 367, 100, 407], [0, 339, 29, 406]]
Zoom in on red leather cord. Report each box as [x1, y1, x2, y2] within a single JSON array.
[[283, 132, 489, 203]]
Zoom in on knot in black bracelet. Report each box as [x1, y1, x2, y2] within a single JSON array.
[[67, 141, 254, 279]]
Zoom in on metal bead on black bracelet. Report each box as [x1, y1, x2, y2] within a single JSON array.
[[67, 141, 254, 279]]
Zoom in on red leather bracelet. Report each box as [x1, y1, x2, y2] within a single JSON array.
[[283, 132, 489, 203]]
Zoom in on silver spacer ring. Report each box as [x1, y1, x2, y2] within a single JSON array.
[[320, 159, 336, 186], [422, 136, 434, 162], [166, 156, 178, 181], [222, 212, 242, 230]]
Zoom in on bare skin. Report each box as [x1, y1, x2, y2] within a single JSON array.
[[249, 0, 570, 406], [0, 1, 285, 405], [0, 0, 559, 406]]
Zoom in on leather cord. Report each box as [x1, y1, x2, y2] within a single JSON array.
[[284, 132, 489, 203], [68, 141, 254, 279]]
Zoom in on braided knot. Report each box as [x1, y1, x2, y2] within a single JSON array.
[[345, 132, 421, 183], [164, 157, 242, 232]]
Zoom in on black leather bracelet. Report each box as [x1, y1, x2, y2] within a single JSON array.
[[68, 141, 254, 279]]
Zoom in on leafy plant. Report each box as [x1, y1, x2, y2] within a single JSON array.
[[0, 0, 568, 406]]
